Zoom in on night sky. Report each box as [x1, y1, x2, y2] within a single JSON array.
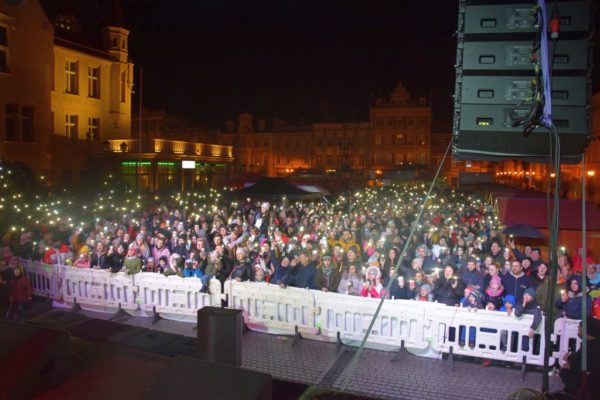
[[123, 0, 459, 130]]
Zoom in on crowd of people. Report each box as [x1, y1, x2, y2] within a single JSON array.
[[1, 184, 599, 393]]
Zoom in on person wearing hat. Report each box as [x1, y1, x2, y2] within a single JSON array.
[[314, 255, 341, 293], [416, 283, 433, 302], [171, 234, 189, 259], [124, 246, 142, 275], [515, 287, 542, 339]]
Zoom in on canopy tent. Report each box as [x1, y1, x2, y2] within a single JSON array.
[[231, 177, 323, 200], [495, 197, 600, 230], [495, 197, 600, 259]]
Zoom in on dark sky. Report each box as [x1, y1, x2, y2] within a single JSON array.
[[124, 0, 459, 130]]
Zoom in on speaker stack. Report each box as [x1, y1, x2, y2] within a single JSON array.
[[453, 0, 594, 163]]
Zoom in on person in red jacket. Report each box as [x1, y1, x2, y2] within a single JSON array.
[[8, 265, 32, 322]]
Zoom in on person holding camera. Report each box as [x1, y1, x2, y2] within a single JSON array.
[[432, 265, 462, 306]]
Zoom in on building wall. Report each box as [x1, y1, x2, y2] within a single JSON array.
[[369, 83, 431, 170], [0, 0, 54, 177]]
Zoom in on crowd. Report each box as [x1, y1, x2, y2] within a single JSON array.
[[1, 183, 599, 393]]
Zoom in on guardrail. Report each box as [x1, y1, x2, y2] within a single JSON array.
[[22, 259, 577, 367]]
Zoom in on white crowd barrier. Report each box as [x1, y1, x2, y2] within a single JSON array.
[[21, 259, 221, 320], [313, 291, 430, 352], [21, 259, 54, 299], [551, 317, 581, 367], [21, 259, 581, 367], [427, 305, 550, 366], [225, 280, 320, 338], [134, 273, 220, 322]]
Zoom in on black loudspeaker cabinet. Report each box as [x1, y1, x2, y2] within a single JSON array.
[[197, 306, 243, 367], [453, 0, 594, 163], [144, 356, 272, 400], [0, 321, 70, 399]]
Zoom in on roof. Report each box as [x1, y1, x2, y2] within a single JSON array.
[[233, 178, 323, 199], [495, 197, 600, 231]]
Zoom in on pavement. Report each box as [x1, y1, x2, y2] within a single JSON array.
[[20, 299, 564, 399]]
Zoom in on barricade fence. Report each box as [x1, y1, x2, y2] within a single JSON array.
[[22, 259, 574, 367]]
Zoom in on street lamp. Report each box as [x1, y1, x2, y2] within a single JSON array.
[[120, 142, 129, 153], [103, 140, 111, 153]]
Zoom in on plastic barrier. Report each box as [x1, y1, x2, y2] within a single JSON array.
[[314, 291, 430, 352], [18, 259, 580, 368], [551, 317, 581, 367], [226, 280, 319, 337], [427, 305, 552, 366], [21, 260, 53, 299], [63, 267, 139, 314], [134, 272, 219, 322]]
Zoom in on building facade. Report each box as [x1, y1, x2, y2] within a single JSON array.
[[0, 0, 133, 185], [221, 83, 432, 180]]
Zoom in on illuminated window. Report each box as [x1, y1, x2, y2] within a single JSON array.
[[88, 66, 100, 98], [88, 117, 100, 141], [65, 114, 78, 140], [0, 25, 8, 72], [65, 60, 78, 94]]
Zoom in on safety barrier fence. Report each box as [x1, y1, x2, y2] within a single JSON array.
[[22, 260, 580, 367]]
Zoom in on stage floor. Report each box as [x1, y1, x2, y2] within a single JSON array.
[[23, 299, 563, 400]]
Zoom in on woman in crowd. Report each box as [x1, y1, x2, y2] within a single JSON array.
[[432, 265, 462, 306], [338, 263, 363, 296]]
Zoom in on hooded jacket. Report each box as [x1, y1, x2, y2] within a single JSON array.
[[555, 276, 592, 319]]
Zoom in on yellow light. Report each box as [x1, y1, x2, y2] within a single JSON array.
[[587, 170, 595, 177]]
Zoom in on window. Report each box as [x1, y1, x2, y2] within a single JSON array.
[[276, 156, 280, 164], [88, 66, 100, 98], [88, 117, 100, 141], [263, 138, 269, 148], [263, 155, 269, 166], [4, 104, 17, 141], [65, 114, 78, 140], [316, 156, 322, 166], [65, 60, 78, 94], [0, 25, 8, 72], [326, 155, 333, 165], [254, 139, 259, 148], [21, 106, 33, 142], [373, 135, 382, 145], [120, 71, 126, 102], [394, 133, 405, 145]]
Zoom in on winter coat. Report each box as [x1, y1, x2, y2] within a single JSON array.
[[515, 299, 542, 330], [432, 277, 463, 306], [183, 268, 204, 279], [501, 272, 533, 302], [337, 272, 363, 295], [110, 253, 125, 273], [124, 256, 142, 275], [151, 246, 171, 264], [388, 278, 415, 300], [10, 275, 32, 303], [555, 293, 592, 319], [314, 267, 342, 292], [460, 269, 484, 291], [91, 251, 111, 269], [229, 260, 253, 282], [171, 244, 188, 259], [284, 263, 317, 289]]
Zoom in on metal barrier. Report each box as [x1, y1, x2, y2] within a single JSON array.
[[134, 272, 219, 322], [226, 280, 319, 338], [427, 306, 552, 366], [551, 317, 581, 367]]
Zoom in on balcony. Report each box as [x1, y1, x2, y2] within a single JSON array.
[[91, 138, 234, 162]]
